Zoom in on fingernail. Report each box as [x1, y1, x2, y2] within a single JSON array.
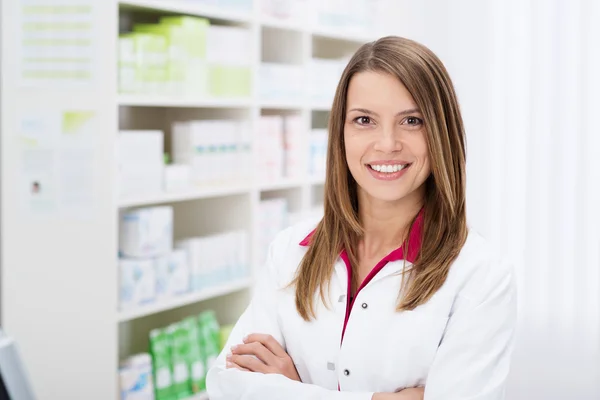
[[226, 361, 233, 368], [231, 345, 238, 351], [242, 335, 248, 342], [226, 352, 232, 361]]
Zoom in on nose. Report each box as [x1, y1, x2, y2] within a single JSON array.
[[373, 125, 401, 153]]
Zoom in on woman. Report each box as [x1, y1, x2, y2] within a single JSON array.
[[206, 36, 517, 400]]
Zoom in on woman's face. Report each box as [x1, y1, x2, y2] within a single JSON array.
[[344, 71, 431, 206]]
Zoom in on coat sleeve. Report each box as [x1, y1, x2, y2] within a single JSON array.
[[206, 234, 375, 400], [423, 257, 518, 400]]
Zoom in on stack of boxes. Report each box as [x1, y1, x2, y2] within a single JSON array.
[[259, 63, 306, 103], [171, 119, 252, 187], [119, 310, 231, 400], [308, 128, 328, 179], [308, 57, 348, 106], [118, 206, 249, 311], [256, 115, 306, 182], [257, 198, 289, 265], [176, 230, 249, 292], [119, 15, 252, 98], [260, 0, 309, 22], [314, 0, 382, 34], [118, 206, 189, 310]]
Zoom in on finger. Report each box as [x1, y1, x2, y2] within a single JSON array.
[[243, 334, 287, 358], [226, 361, 249, 371], [230, 354, 269, 373], [231, 343, 277, 366]]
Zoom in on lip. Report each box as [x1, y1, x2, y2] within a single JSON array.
[[367, 160, 411, 166], [366, 162, 411, 181]]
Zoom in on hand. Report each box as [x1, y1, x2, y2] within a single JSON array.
[[226, 333, 301, 382], [373, 387, 424, 400]]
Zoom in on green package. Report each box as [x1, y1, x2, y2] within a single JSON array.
[[159, 16, 209, 59], [159, 16, 209, 96], [134, 23, 187, 92], [119, 32, 167, 94], [149, 328, 175, 400], [167, 322, 193, 399], [181, 317, 207, 393], [198, 310, 222, 370], [208, 65, 252, 98]]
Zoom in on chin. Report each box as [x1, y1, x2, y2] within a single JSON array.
[[362, 187, 412, 203]]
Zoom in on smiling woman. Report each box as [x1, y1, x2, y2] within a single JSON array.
[[206, 36, 517, 400]]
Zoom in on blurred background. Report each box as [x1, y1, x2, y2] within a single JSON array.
[[0, 0, 598, 399]]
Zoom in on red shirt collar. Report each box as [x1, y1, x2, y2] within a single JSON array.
[[299, 209, 424, 264]]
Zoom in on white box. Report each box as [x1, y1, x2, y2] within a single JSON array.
[[119, 206, 173, 258], [119, 353, 155, 400], [176, 238, 204, 292], [164, 164, 191, 192], [117, 130, 164, 198], [154, 250, 190, 299], [119, 258, 156, 309], [168, 249, 190, 295]]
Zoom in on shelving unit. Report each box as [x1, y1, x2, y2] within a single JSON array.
[[118, 278, 253, 322], [1, 1, 390, 400]]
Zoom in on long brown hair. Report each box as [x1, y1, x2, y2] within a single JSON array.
[[293, 36, 468, 321]]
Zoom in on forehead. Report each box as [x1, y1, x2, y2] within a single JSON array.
[[346, 71, 417, 113]]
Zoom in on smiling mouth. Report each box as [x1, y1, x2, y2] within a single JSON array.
[[367, 163, 411, 173]]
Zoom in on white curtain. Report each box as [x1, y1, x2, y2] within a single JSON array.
[[387, 1, 600, 398]]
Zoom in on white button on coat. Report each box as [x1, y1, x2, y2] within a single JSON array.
[[206, 220, 518, 400]]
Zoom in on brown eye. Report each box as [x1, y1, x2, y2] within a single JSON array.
[[405, 116, 423, 126], [354, 116, 372, 125]]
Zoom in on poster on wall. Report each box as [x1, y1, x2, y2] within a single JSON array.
[[17, 0, 96, 88], [17, 109, 97, 220]]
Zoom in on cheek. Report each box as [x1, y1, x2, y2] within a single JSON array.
[[344, 133, 362, 166], [413, 134, 430, 171]]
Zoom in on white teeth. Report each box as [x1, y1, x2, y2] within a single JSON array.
[[370, 164, 407, 173]]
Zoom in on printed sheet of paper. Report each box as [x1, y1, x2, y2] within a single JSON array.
[[17, 0, 96, 88], [18, 110, 97, 219]]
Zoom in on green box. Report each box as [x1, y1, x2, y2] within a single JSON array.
[[159, 16, 209, 59], [149, 328, 175, 400], [167, 322, 193, 399], [118, 32, 167, 94], [181, 317, 207, 393], [208, 65, 252, 98], [134, 23, 187, 92], [198, 310, 222, 369], [134, 19, 209, 96]]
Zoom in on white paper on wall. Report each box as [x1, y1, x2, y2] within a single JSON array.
[[17, 0, 97, 88], [17, 109, 97, 219]]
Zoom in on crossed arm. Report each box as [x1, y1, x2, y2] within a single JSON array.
[[226, 333, 425, 400], [206, 239, 517, 400]]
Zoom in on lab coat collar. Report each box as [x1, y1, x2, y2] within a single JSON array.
[[298, 208, 424, 265]]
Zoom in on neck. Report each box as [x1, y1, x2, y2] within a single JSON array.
[[358, 189, 424, 260]]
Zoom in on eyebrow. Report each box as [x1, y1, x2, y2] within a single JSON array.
[[347, 107, 422, 117]]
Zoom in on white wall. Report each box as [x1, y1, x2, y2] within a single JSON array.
[[387, 1, 600, 399]]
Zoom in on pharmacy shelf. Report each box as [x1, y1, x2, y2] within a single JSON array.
[[118, 95, 252, 109], [260, 16, 305, 33], [118, 278, 253, 322], [258, 178, 306, 192], [119, 0, 252, 25], [118, 184, 251, 208], [311, 102, 332, 112], [311, 27, 375, 44], [259, 99, 306, 110]]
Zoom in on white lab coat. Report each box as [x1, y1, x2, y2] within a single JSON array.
[[206, 219, 517, 400]]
